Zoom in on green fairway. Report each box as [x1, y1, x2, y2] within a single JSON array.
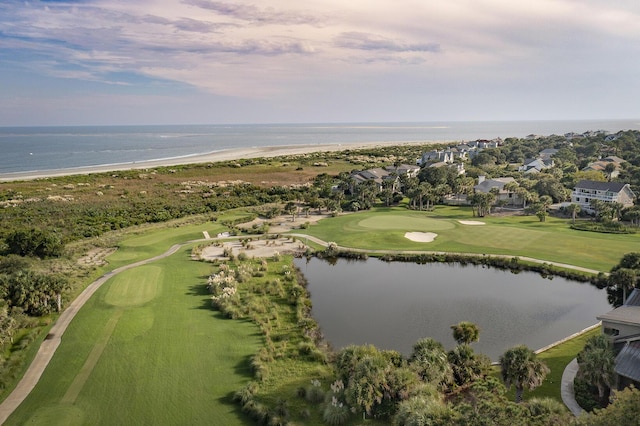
[[5, 245, 261, 426], [296, 206, 640, 271]]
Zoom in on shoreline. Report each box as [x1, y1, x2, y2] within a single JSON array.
[[0, 140, 438, 182]]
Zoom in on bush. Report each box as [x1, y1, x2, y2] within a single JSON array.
[[574, 376, 600, 412], [305, 383, 325, 403], [323, 400, 351, 425]]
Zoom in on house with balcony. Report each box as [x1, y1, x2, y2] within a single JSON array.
[[570, 180, 635, 213]]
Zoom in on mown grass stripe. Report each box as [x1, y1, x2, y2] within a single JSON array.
[[61, 310, 123, 404]]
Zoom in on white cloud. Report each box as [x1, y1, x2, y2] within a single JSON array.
[[1, 0, 640, 123]]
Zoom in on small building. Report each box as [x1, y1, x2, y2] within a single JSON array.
[[570, 180, 636, 213]]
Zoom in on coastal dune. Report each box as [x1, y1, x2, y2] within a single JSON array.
[[0, 141, 435, 182]]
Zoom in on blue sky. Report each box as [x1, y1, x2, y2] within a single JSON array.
[[1, 0, 639, 126]]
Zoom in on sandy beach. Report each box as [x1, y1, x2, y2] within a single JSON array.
[[0, 140, 436, 182]]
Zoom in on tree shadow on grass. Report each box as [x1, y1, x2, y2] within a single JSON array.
[[185, 283, 215, 311]]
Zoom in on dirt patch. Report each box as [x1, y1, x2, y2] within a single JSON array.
[[197, 237, 307, 261], [237, 212, 331, 234], [404, 232, 438, 242], [77, 248, 117, 266]]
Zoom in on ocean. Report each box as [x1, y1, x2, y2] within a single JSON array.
[[1, 120, 639, 175]]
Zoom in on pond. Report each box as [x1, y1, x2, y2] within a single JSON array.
[[294, 257, 611, 360]]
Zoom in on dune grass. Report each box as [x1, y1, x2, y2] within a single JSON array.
[[297, 206, 640, 271], [5, 244, 261, 426]]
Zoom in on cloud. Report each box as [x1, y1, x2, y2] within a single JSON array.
[[182, 0, 327, 26], [334, 32, 440, 53], [1, 0, 640, 123]]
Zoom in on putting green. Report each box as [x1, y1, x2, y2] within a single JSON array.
[[103, 265, 161, 307], [358, 214, 455, 231]]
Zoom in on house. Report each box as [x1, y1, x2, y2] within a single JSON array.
[[597, 288, 640, 389], [518, 158, 554, 174], [539, 148, 559, 160], [418, 150, 454, 165], [473, 176, 521, 205], [350, 168, 398, 191], [570, 180, 636, 213], [428, 161, 465, 175], [582, 156, 626, 179], [384, 164, 420, 179]]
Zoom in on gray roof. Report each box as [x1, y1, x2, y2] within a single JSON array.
[[597, 305, 640, 326], [627, 289, 640, 307], [574, 180, 628, 193], [615, 341, 640, 382], [474, 177, 515, 193]]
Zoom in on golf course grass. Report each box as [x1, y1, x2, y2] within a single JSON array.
[[4, 204, 630, 424], [296, 206, 640, 272], [5, 244, 261, 425]]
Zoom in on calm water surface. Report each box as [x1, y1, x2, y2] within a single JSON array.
[[295, 258, 611, 360]]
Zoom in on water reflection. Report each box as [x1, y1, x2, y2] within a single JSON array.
[[295, 257, 610, 360]]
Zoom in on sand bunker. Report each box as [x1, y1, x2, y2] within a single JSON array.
[[458, 220, 486, 225], [405, 232, 438, 242]]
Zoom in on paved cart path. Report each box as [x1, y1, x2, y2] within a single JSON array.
[[0, 244, 181, 425]]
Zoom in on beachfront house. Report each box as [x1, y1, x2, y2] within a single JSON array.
[[597, 288, 640, 390], [570, 180, 636, 214]]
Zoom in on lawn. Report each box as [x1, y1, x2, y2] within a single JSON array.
[[296, 206, 640, 271], [5, 244, 261, 426]]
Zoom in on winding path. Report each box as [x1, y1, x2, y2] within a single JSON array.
[[0, 234, 598, 422]]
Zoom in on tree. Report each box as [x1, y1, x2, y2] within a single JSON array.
[[448, 344, 491, 386], [499, 345, 549, 402], [5, 228, 63, 258], [604, 162, 617, 181], [580, 386, 640, 426], [607, 268, 637, 305], [567, 203, 581, 224], [0, 304, 16, 346], [345, 354, 389, 418], [284, 201, 298, 222], [469, 192, 495, 217], [450, 321, 480, 345], [576, 335, 617, 405], [409, 338, 453, 388]]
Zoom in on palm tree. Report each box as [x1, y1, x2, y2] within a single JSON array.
[[450, 321, 480, 345], [409, 338, 453, 388], [607, 267, 637, 305], [566, 203, 581, 224], [499, 345, 549, 402], [447, 344, 491, 386], [576, 335, 616, 405], [604, 162, 617, 181]]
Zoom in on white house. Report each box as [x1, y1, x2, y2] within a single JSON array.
[[570, 180, 636, 213]]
